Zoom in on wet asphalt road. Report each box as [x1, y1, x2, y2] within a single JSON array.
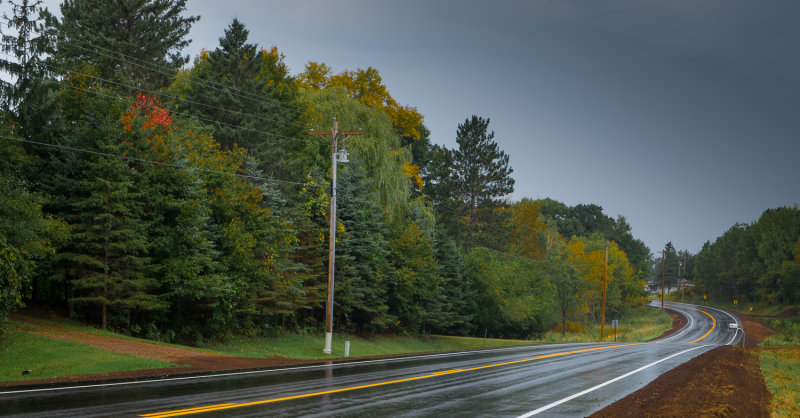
[[1, 302, 742, 417]]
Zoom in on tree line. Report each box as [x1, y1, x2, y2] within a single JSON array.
[[690, 206, 800, 306], [0, 0, 653, 343], [643, 206, 800, 308]]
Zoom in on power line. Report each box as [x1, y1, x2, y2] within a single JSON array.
[[2, 26, 322, 120], [0, 52, 309, 131], [0, 134, 323, 189], [55, 76, 305, 143], [73, 82, 319, 145], [51, 33, 320, 119], [2, 64, 322, 146]]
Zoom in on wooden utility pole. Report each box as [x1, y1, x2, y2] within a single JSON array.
[[681, 256, 686, 302], [601, 240, 609, 340], [309, 118, 362, 354], [661, 250, 666, 311]]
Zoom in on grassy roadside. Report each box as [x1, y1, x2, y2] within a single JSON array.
[[202, 307, 672, 358], [757, 308, 800, 418], [0, 306, 673, 382], [201, 333, 533, 360], [9, 314, 218, 354], [0, 328, 175, 382], [538, 307, 673, 344], [760, 344, 800, 417], [653, 297, 800, 416]]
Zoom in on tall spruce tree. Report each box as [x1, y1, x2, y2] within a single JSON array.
[[64, 153, 158, 330], [661, 241, 680, 292], [432, 230, 472, 335], [169, 19, 305, 179], [44, 88, 160, 331], [334, 163, 394, 333], [54, 0, 198, 90], [451, 115, 514, 247], [0, 0, 57, 142]]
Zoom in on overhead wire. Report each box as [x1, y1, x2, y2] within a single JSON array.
[[3, 27, 350, 131], [0, 26, 355, 189], [1, 62, 322, 146], [52, 33, 325, 120], [43, 58, 306, 129], [0, 134, 322, 189], [0, 40, 312, 130]]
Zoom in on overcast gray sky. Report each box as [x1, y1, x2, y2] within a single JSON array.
[[39, 0, 800, 254]]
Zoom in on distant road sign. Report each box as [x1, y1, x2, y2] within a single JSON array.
[[611, 320, 619, 329]]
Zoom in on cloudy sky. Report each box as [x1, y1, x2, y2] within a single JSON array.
[[39, 0, 799, 254]]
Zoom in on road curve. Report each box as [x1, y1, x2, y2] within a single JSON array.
[[0, 303, 742, 417]]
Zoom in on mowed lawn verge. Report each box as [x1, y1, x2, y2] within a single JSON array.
[[1, 306, 673, 383], [0, 328, 175, 382]]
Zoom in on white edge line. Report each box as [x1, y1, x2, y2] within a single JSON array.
[[703, 305, 744, 346], [516, 345, 709, 417], [0, 342, 601, 396], [656, 306, 695, 343], [667, 302, 744, 346]]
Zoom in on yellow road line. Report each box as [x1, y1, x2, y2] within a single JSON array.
[[664, 303, 717, 343], [139, 404, 238, 417], [140, 343, 647, 417]]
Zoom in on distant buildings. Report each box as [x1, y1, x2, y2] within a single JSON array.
[[646, 279, 694, 294]]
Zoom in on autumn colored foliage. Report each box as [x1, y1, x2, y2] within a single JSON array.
[[1, 10, 660, 343]]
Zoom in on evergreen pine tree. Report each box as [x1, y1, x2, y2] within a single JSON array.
[[451, 115, 514, 247], [64, 152, 158, 330], [54, 0, 198, 90], [432, 231, 473, 335], [169, 19, 305, 179], [334, 163, 394, 333], [0, 0, 58, 142]]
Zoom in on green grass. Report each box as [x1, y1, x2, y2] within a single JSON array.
[[539, 308, 673, 344], [749, 303, 800, 417], [201, 332, 534, 360], [202, 309, 675, 359], [760, 319, 800, 347], [9, 314, 218, 355], [0, 328, 175, 382], [0, 305, 680, 383], [760, 346, 800, 417]]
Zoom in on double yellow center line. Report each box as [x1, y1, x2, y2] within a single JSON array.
[[141, 343, 646, 417], [143, 306, 719, 418], [663, 303, 717, 343]]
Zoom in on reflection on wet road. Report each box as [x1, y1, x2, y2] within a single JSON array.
[[0, 302, 742, 417]]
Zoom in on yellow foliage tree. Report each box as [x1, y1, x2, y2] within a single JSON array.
[[297, 63, 424, 141], [295, 61, 331, 91], [564, 235, 640, 322], [402, 161, 424, 189], [507, 198, 547, 260]]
